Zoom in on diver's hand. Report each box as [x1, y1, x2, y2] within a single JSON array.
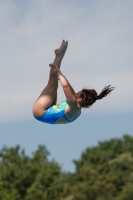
[[49, 64, 59, 71]]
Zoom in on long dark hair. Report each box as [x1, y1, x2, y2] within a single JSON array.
[[80, 85, 115, 108]]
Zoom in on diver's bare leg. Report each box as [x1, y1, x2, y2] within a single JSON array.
[[32, 40, 68, 117], [32, 68, 59, 117], [50, 40, 68, 104], [52, 40, 68, 69]]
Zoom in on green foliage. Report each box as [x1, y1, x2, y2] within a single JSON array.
[[0, 145, 72, 200], [72, 134, 133, 200], [0, 134, 133, 200]]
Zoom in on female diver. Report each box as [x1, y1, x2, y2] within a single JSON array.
[[32, 40, 115, 124]]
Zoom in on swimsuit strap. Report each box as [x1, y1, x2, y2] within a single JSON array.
[[59, 100, 81, 123], [63, 109, 81, 123]]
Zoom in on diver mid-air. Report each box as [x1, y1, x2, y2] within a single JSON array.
[[32, 40, 115, 124]]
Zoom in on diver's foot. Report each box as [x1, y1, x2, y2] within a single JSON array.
[[54, 40, 68, 57]]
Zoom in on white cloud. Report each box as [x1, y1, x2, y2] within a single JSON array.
[[0, 0, 133, 122]]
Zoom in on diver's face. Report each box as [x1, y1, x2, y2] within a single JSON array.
[[74, 91, 83, 100]]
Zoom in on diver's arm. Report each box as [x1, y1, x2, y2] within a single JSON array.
[[58, 72, 76, 95], [58, 72, 76, 103], [68, 82, 76, 95]]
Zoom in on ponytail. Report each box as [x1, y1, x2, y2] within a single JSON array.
[[97, 85, 115, 100], [80, 85, 115, 108]]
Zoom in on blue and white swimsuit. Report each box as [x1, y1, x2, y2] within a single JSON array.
[[34, 100, 81, 124]]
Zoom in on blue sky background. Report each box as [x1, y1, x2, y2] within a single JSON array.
[[0, 0, 133, 172]]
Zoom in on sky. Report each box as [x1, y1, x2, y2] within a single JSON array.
[[0, 0, 133, 172]]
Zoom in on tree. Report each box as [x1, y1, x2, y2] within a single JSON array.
[[0, 145, 72, 200], [1, 134, 133, 200], [72, 135, 133, 200]]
